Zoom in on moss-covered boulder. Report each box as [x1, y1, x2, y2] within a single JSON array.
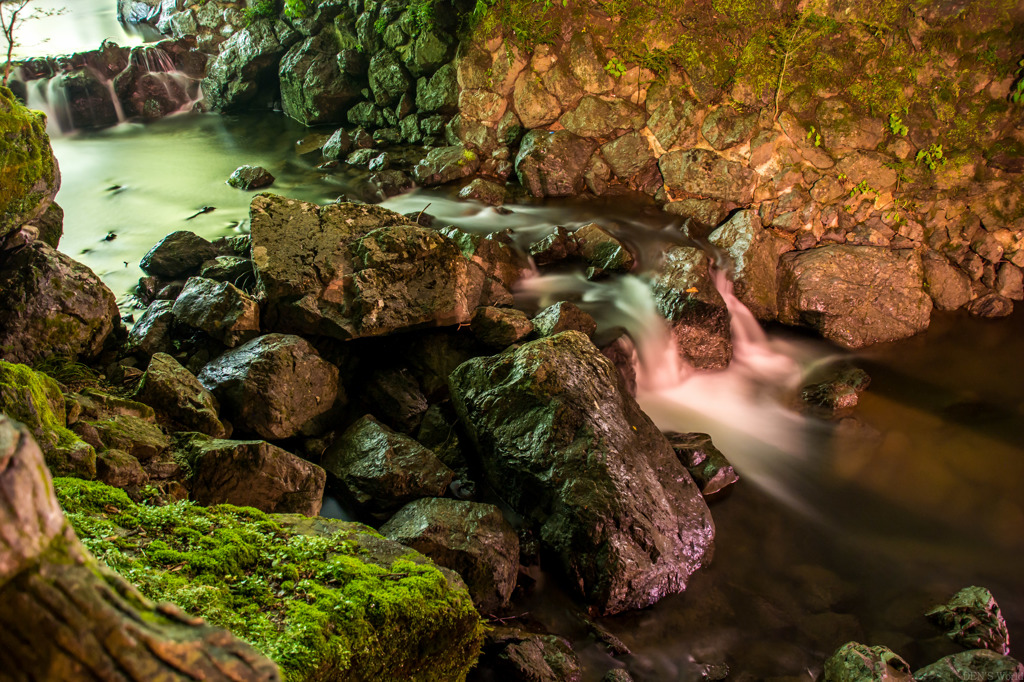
[[55, 478, 485, 681], [0, 361, 96, 478], [0, 85, 60, 241]]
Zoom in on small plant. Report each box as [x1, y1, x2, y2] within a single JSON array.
[[849, 179, 876, 198], [241, 0, 277, 23], [916, 143, 946, 171], [283, 0, 309, 19], [604, 56, 627, 78], [806, 125, 822, 147], [887, 112, 908, 136], [373, 16, 388, 34], [1011, 58, 1024, 104]]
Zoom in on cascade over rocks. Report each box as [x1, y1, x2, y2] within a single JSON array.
[[449, 331, 714, 615], [0, 241, 119, 366], [198, 333, 340, 440]]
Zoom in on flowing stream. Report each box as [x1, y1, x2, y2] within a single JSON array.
[[22, 7, 1024, 680]]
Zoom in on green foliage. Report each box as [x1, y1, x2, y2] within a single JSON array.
[[373, 16, 388, 34], [54, 478, 485, 682], [916, 143, 946, 171], [30, 354, 99, 389], [241, 0, 278, 23], [409, 0, 437, 34], [1011, 58, 1024, 104], [886, 112, 908, 136], [806, 125, 822, 147], [283, 0, 309, 19], [604, 57, 627, 78]]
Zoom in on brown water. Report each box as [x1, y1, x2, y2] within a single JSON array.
[[43, 75, 1024, 682]]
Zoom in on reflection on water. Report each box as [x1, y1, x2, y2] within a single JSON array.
[[47, 109, 1024, 679]]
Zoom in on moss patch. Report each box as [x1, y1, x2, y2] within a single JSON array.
[[0, 85, 57, 238], [54, 478, 485, 682]]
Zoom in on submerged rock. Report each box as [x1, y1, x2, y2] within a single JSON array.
[[801, 366, 871, 411], [486, 627, 583, 682], [823, 642, 913, 682], [181, 435, 325, 516], [380, 497, 520, 612], [198, 334, 340, 440], [778, 245, 932, 348], [227, 165, 275, 190], [0, 241, 119, 365], [449, 331, 714, 615], [666, 432, 739, 498], [648, 245, 733, 370], [925, 586, 1010, 655], [532, 301, 597, 338], [322, 415, 454, 514]]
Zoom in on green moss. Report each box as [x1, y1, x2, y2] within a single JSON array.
[[54, 478, 485, 682], [0, 360, 95, 478], [0, 85, 57, 238]]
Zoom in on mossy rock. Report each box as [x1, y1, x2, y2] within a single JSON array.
[[0, 360, 96, 478], [54, 477, 485, 681], [0, 85, 59, 240]]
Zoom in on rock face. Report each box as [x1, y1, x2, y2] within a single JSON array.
[[649, 246, 733, 370], [925, 586, 1010, 655], [0, 241, 119, 365], [659, 148, 757, 204], [449, 331, 714, 615], [0, 86, 60, 240], [777, 245, 933, 349], [185, 437, 326, 516], [322, 415, 454, 514], [250, 195, 510, 339], [134, 353, 227, 437], [381, 497, 520, 612], [198, 334, 339, 440]]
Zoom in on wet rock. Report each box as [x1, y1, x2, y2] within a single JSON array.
[[659, 148, 758, 203], [823, 642, 913, 682], [0, 242, 119, 365], [55, 68, 120, 129], [126, 300, 175, 357], [227, 165, 275, 190], [801, 366, 871, 411], [280, 34, 360, 125], [701, 106, 759, 150], [321, 415, 454, 514], [322, 127, 353, 159], [96, 448, 148, 489], [559, 96, 645, 139], [532, 301, 597, 338], [68, 389, 156, 423], [921, 252, 972, 311], [968, 293, 1013, 318], [201, 20, 287, 111], [512, 71, 561, 129], [708, 209, 785, 320], [402, 331, 477, 400], [602, 669, 635, 682], [412, 145, 480, 186], [183, 436, 325, 515], [600, 334, 638, 397], [380, 497, 519, 612], [0, 361, 95, 478], [649, 246, 733, 370], [364, 367, 428, 434], [171, 276, 260, 347], [134, 352, 227, 437], [575, 223, 635, 276], [529, 226, 579, 266], [368, 50, 412, 105], [200, 256, 254, 284], [250, 196, 508, 338], [515, 130, 599, 198], [449, 332, 715, 614], [415, 62, 458, 113], [0, 88, 59, 240], [925, 586, 1010, 655], [995, 263, 1024, 300], [666, 432, 739, 498], [408, 28, 454, 77], [487, 628, 583, 682], [346, 147, 377, 167], [472, 306, 534, 349], [913, 650, 1024, 682], [140, 230, 218, 279], [198, 333, 340, 440], [647, 91, 702, 150], [600, 131, 658, 186], [777, 246, 932, 348], [567, 33, 613, 95], [89, 415, 170, 463], [459, 177, 507, 206], [26, 201, 64, 249]]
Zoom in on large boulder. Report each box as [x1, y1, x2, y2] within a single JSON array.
[[171, 276, 260, 347], [0, 361, 95, 478], [198, 334, 340, 440], [139, 230, 217, 279], [777, 245, 933, 348], [0, 241, 119, 365], [411, 145, 480, 186], [449, 331, 715, 615], [181, 435, 326, 516], [279, 34, 360, 125], [201, 19, 287, 111], [648, 246, 733, 370], [515, 130, 598, 198], [249, 195, 510, 339], [708, 209, 786, 320], [823, 642, 913, 681], [925, 586, 1010, 655], [321, 415, 454, 514], [659, 148, 758, 203], [381, 498, 520, 612], [133, 353, 227, 437], [0, 86, 60, 240]]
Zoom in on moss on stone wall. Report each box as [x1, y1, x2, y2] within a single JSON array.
[[54, 477, 485, 682], [0, 85, 58, 239]]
